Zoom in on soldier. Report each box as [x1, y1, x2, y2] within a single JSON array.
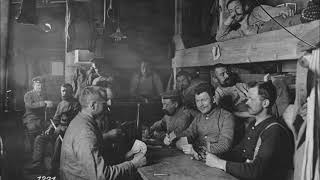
[[149, 90, 198, 144], [60, 86, 146, 180], [130, 61, 163, 100], [46, 83, 81, 176], [23, 76, 53, 153], [170, 84, 235, 160], [25, 83, 80, 174]]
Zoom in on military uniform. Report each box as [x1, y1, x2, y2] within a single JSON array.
[[177, 107, 235, 155], [23, 78, 48, 152], [150, 106, 197, 137], [60, 111, 135, 180], [30, 97, 80, 172], [224, 117, 293, 180]]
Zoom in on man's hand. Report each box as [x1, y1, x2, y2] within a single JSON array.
[[298, 102, 307, 121], [181, 144, 200, 160], [182, 144, 194, 154], [176, 137, 189, 150], [163, 134, 171, 145], [205, 153, 226, 170], [131, 152, 147, 168], [279, 6, 294, 18], [163, 132, 177, 146], [45, 126, 54, 135], [224, 14, 236, 26], [283, 104, 298, 129], [39, 101, 46, 107], [54, 125, 63, 135], [44, 100, 53, 108]]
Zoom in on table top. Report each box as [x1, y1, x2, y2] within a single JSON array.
[[138, 146, 238, 180]]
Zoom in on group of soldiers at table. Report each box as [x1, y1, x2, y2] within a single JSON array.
[[23, 63, 294, 180]]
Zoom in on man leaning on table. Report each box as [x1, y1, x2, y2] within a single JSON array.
[[148, 90, 198, 143], [60, 86, 147, 180], [205, 81, 293, 180], [167, 83, 235, 159]]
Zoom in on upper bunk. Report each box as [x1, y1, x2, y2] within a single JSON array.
[[172, 19, 320, 68]]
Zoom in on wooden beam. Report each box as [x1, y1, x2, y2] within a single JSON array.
[[0, 0, 10, 111], [173, 20, 320, 68]]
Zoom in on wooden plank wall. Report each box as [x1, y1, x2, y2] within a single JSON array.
[[173, 20, 320, 68]]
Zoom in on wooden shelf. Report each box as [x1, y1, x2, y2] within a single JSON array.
[[173, 20, 320, 68]]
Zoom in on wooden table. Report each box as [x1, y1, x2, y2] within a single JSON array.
[[138, 147, 238, 180]]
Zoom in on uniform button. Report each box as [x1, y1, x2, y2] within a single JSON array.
[[251, 127, 255, 130], [205, 117, 209, 120], [247, 137, 251, 140], [243, 149, 246, 153]]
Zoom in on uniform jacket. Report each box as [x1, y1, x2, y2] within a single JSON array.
[[60, 111, 135, 180], [225, 117, 293, 180], [177, 107, 235, 154], [150, 106, 198, 135]]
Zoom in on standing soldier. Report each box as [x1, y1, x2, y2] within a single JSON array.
[[23, 77, 53, 153]]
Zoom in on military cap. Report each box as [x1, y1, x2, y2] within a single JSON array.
[[32, 76, 44, 83], [161, 90, 181, 99]]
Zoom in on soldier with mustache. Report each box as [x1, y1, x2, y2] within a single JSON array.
[[148, 90, 198, 144]]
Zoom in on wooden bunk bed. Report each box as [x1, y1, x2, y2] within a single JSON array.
[[172, 20, 320, 68], [171, 1, 320, 177]]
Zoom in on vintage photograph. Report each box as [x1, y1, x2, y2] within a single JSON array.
[[0, 0, 319, 180]]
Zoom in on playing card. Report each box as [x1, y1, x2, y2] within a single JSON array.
[[168, 131, 176, 141], [130, 139, 147, 155], [176, 137, 189, 150]]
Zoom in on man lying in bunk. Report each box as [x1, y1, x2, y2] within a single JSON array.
[[205, 81, 293, 180], [147, 90, 198, 144], [216, 0, 300, 42], [166, 83, 235, 160]]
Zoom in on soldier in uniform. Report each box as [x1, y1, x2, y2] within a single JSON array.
[[149, 90, 198, 144], [23, 77, 53, 153], [46, 83, 81, 176], [26, 83, 80, 174]]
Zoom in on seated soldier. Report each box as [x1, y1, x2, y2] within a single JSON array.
[[23, 76, 53, 153], [129, 61, 163, 101], [25, 83, 80, 174], [169, 84, 235, 160], [211, 63, 248, 113], [148, 90, 198, 144], [205, 81, 293, 180], [46, 83, 81, 176], [211, 63, 249, 144], [60, 86, 147, 180]]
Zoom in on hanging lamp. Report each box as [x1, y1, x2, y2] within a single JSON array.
[[109, 0, 127, 42]]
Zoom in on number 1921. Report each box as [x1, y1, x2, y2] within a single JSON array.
[[36, 176, 56, 180]]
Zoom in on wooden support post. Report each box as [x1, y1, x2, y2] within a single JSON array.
[[173, 0, 184, 51], [173, 66, 177, 90], [0, 0, 10, 111]]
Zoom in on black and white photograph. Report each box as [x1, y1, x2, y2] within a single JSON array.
[[0, 0, 319, 180]]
